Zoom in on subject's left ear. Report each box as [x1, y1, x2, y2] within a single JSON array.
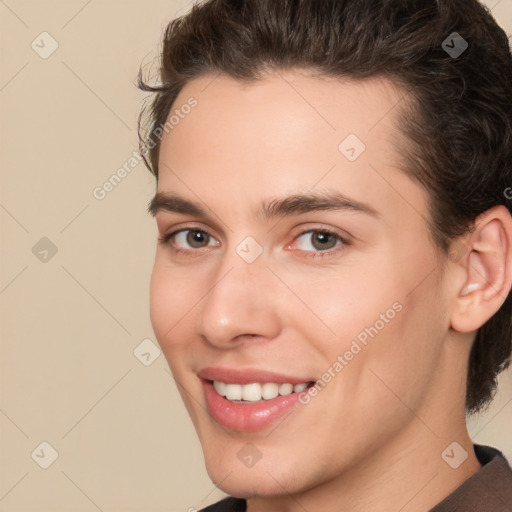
[[450, 205, 512, 333]]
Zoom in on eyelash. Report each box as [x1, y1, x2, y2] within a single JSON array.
[[158, 226, 351, 259]]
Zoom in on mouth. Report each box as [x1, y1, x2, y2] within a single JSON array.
[[198, 367, 317, 431]]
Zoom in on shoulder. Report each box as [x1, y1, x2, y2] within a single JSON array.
[[199, 497, 247, 512]]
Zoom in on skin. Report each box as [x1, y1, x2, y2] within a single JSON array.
[[148, 70, 512, 511]]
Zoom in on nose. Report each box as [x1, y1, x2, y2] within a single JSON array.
[[196, 249, 282, 348]]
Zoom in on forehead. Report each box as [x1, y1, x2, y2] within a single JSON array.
[[156, 70, 428, 233], [159, 70, 407, 174]]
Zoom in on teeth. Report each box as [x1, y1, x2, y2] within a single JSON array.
[[242, 383, 262, 402], [278, 383, 293, 396], [213, 380, 227, 396], [262, 382, 279, 399], [225, 383, 242, 401], [212, 380, 311, 401], [293, 382, 308, 392]]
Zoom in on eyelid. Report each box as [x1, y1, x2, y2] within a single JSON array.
[[287, 222, 351, 243], [159, 221, 218, 239]]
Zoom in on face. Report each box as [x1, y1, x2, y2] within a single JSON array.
[[149, 71, 454, 497]]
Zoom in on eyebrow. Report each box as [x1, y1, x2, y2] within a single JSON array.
[[147, 190, 379, 220]]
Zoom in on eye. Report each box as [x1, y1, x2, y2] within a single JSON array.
[[159, 228, 219, 251], [293, 229, 347, 253]]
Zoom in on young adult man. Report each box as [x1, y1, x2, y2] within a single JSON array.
[[139, 1, 512, 510]]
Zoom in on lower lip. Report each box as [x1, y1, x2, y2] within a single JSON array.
[[202, 380, 306, 432]]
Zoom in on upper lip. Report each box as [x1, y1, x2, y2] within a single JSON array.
[[198, 366, 316, 385]]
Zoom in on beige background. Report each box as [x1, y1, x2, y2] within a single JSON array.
[[1, 0, 511, 510]]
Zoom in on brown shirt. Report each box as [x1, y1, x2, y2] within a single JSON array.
[[200, 444, 512, 511]]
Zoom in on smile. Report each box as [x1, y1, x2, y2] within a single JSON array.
[[198, 367, 317, 431]]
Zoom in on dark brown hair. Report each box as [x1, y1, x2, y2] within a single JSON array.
[[138, 0, 512, 414]]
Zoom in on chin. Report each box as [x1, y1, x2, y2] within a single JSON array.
[[206, 472, 293, 499], [202, 449, 310, 498]]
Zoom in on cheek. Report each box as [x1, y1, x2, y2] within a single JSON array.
[[279, 262, 401, 350], [282, 253, 444, 396], [341, 275, 448, 415], [149, 259, 199, 359]]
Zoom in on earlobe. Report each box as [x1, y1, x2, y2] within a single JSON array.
[[450, 206, 512, 333]]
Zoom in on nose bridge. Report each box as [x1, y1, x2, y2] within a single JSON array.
[[196, 241, 280, 346]]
